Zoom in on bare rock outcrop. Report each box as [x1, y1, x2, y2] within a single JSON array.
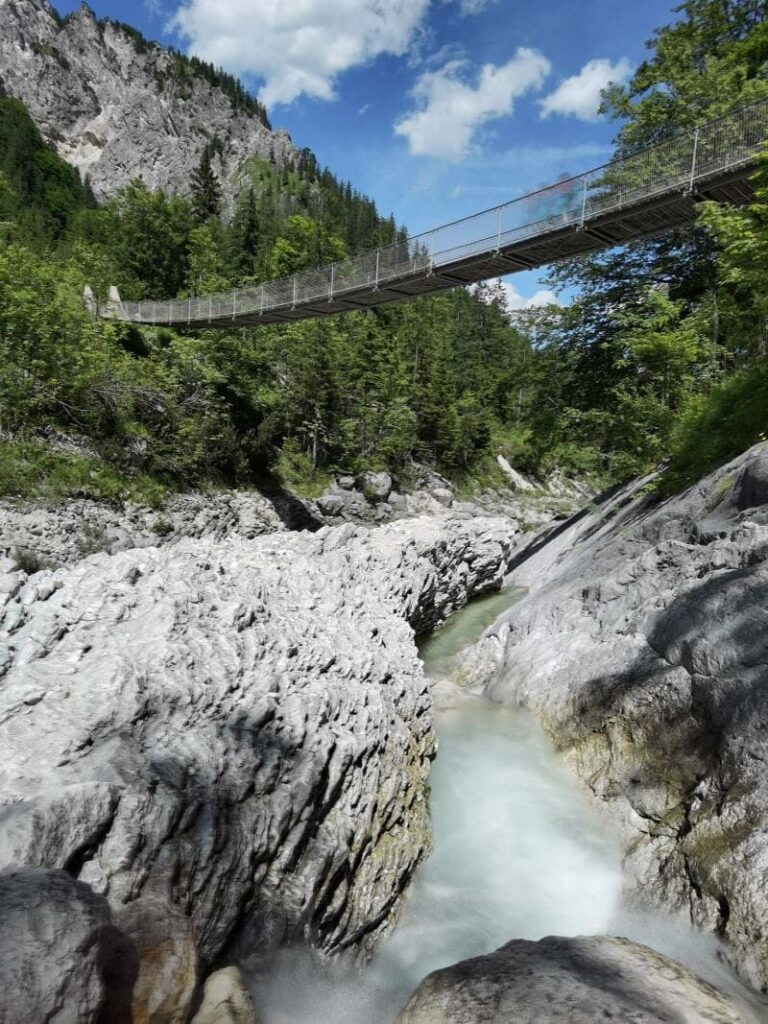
[[395, 935, 748, 1024], [0, 0, 295, 205], [458, 443, 768, 989], [0, 515, 517, 1018]]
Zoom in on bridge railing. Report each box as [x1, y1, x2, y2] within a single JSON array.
[[112, 99, 768, 326]]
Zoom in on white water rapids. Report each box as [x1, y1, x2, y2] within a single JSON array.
[[252, 587, 768, 1023]]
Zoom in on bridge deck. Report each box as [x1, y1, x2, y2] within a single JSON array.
[[103, 101, 768, 329]]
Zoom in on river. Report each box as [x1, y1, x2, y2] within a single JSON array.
[[253, 587, 767, 1023]]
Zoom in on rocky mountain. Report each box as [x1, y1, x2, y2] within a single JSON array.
[[0, 0, 295, 204]]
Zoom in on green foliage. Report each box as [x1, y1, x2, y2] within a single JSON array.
[[7, 0, 768, 510], [0, 97, 93, 243], [268, 215, 347, 277], [11, 547, 52, 575], [0, 440, 166, 504], [98, 181, 195, 299], [663, 364, 768, 490], [190, 147, 222, 224], [525, 0, 768, 485], [273, 437, 332, 497]]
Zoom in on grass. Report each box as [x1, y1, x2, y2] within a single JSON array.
[[272, 440, 332, 499], [0, 439, 168, 506]]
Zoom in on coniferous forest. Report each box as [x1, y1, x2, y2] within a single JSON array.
[[1, 0, 768, 503]]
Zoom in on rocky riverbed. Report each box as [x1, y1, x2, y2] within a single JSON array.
[[3, 446, 768, 1021], [457, 442, 768, 993]]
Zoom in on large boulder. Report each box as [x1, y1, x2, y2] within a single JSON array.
[[0, 868, 132, 1024], [737, 450, 768, 510], [395, 935, 747, 1024], [357, 471, 393, 502], [114, 897, 198, 1024], [0, 517, 517, 978]]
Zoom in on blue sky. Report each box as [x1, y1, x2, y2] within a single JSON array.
[[55, 0, 680, 305]]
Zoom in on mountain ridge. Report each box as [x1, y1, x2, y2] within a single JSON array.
[[0, 0, 296, 206]]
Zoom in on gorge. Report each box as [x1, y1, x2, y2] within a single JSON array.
[[3, 0, 768, 1019]]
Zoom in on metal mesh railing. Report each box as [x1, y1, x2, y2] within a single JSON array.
[[110, 99, 768, 326]]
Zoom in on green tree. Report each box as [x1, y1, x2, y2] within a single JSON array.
[[190, 147, 222, 223], [268, 214, 347, 278]]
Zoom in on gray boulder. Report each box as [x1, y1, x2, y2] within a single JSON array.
[[114, 897, 197, 1024], [0, 868, 131, 1024], [357, 471, 393, 502], [315, 493, 346, 516], [395, 935, 747, 1024], [0, 516, 518, 981], [431, 488, 454, 508], [737, 450, 768, 510]]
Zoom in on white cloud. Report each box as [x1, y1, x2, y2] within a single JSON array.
[[395, 49, 551, 160], [475, 278, 560, 312], [144, 0, 167, 18], [169, 0, 431, 107], [539, 57, 632, 122], [450, 0, 498, 14]]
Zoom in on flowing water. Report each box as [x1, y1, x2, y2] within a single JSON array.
[[253, 587, 768, 1023]]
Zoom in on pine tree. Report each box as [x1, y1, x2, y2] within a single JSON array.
[[190, 147, 222, 223]]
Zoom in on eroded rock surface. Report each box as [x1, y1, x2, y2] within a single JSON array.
[[395, 935, 748, 1024], [0, 490, 292, 569], [459, 444, 768, 989], [0, 516, 517, 1011]]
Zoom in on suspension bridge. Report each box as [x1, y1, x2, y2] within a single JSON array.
[[98, 100, 768, 329]]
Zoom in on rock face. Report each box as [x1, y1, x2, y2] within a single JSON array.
[[395, 935, 748, 1024], [0, 490, 293, 569], [0, 867, 130, 1024], [459, 443, 768, 989], [0, 0, 295, 204], [0, 515, 517, 1013]]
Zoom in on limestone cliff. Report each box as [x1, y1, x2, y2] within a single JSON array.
[[0, 0, 295, 204]]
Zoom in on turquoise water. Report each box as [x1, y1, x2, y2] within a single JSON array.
[[253, 588, 768, 1023]]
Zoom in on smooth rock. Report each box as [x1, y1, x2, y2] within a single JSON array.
[[496, 455, 535, 492], [191, 967, 260, 1024], [115, 898, 198, 1024], [737, 450, 768, 509], [316, 494, 345, 516], [395, 935, 747, 1024], [431, 488, 454, 507]]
